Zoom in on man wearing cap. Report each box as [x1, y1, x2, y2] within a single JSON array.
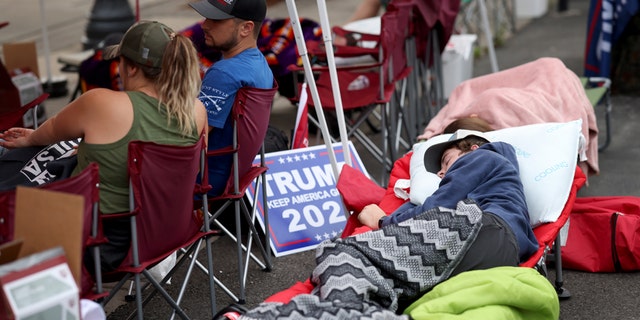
[[359, 129, 538, 268], [190, 0, 274, 196]]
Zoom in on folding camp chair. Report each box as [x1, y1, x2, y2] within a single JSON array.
[[202, 84, 278, 304], [0, 163, 105, 300], [261, 160, 587, 308], [100, 135, 219, 319], [0, 58, 49, 131], [519, 166, 587, 299], [39, 162, 106, 301], [392, 0, 460, 137], [292, 6, 413, 184], [581, 76, 612, 151], [456, 0, 502, 73]]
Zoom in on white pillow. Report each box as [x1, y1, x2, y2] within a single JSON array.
[[409, 120, 582, 227], [409, 134, 450, 206]]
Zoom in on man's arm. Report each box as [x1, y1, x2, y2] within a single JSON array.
[[347, 0, 383, 23], [198, 66, 240, 131]]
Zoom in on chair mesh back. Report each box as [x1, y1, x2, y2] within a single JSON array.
[[0, 61, 20, 112], [127, 137, 204, 263], [0, 61, 24, 130], [0, 163, 101, 297], [381, 8, 410, 82], [0, 163, 99, 245], [227, 85, 278, 191], [392, 0, 460, 61], [41, 163, 100, 249], [0, 190, 16, 244]]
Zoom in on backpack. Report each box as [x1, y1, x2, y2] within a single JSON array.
[[264, 124, 290, 153], [562, 196, 640, 272]]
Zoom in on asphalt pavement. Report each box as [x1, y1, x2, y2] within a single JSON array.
[[3, 0, 640, 319]]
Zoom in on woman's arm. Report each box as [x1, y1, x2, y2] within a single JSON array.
[[0, 89, 130, 148], [194, 98, 208, 146], [347, 0, 383, 23]]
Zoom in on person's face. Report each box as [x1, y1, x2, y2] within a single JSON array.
[[200, 18, 241, 52], [437, 148, 465, 178], [437, 145, 479, 178]]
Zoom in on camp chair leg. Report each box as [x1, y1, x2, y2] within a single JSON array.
[[240, 198, 273, 271], [122, 270, 191, 320], [129, 244, 207, 319], [183, 247, 240, 302], [534, 256, 548, 278], [582, 77, 613, 152], [125, 281, 136, 302], [553, 234, 571, 300], [598, 90, 612, 151]]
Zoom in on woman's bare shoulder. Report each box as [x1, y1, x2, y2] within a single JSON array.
[[80, 88, 127, 100]]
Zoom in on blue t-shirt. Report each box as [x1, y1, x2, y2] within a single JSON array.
[[198, 47, 274, 195]]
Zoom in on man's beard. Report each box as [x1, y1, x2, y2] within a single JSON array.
[[209, 29, 239, 52]]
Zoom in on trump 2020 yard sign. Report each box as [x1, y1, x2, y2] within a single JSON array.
[[247, 142, 369, 257]]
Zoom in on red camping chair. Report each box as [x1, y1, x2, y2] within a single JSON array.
[[39, 162, 107, 301], [100, 135, 220, 319], [512, 166, 585, 299], [391, 0, 460, 134], [0, 163, 106, 300], [340, 162, 586, 300], [263, 155, 587, 305], [202, 83, 279, 304], [291, 5, 413, 184], [0, 57, 49, 131]]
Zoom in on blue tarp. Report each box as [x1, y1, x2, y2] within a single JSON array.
[[584, 0, 639, 77]]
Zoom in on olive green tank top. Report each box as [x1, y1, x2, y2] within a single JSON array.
[[72, 91, 199, 213]]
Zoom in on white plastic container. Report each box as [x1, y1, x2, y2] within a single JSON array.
[[515, 0, 548, 18], [441, 34, 477, 99]]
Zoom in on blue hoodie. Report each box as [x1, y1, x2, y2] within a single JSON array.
[[383, 142, 538, 262]]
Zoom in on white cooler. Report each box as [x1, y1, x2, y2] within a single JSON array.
[[441, 34, 477, 99]]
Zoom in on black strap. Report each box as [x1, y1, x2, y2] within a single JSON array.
[[610, 212, 622, 272]]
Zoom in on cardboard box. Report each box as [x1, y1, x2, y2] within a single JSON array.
[[0, 187, 85, 319], [2, 42, 40, 77], [13, 186, 84, 286], [10, 71, 45, 127], [10, 72, 43, 107]]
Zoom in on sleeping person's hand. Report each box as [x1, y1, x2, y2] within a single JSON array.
[[357, 204, 387, 230]]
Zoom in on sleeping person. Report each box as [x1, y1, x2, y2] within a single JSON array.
[[361, 129, 538, 264], [219, 129, 538, 320]]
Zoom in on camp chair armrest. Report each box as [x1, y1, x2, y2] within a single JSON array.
[[206, 145, 236, 157], [287, 61, 383, 74], [99, 211, 135, 220], [332, 26, 380, 42]]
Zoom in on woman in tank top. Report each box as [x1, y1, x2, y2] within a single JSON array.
[[0, 21, 208, 271]]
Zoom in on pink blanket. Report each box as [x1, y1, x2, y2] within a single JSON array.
[[420, 58, 599, 175]]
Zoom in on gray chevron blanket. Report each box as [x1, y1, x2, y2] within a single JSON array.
[[242, 199, 483, 320]]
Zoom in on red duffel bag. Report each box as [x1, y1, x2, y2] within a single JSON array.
[[562, 196, 640, 272]]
